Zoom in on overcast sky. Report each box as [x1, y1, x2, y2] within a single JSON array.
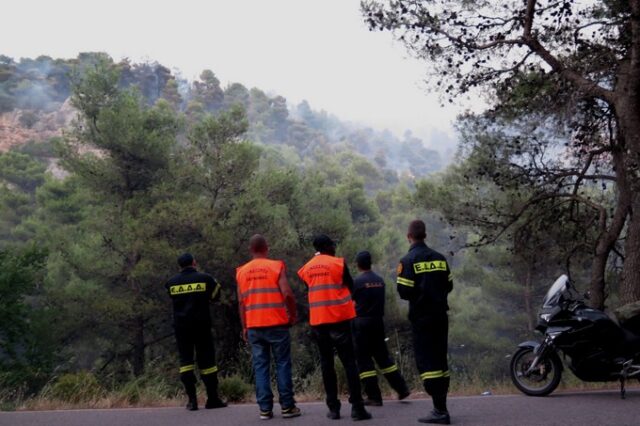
[[2, 0, 475, 148]]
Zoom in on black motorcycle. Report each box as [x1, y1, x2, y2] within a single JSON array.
[[510, 275, 640, 398]]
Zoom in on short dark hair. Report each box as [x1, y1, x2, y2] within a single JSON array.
[[177, 253, 195, 268], [249, 234, 268, 253], [355, 251, 372, 270], [313, 234, 336, 253], [408, 219, 427, 240]]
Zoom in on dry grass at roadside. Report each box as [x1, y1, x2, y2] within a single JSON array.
[[5, 378, 638, 412]]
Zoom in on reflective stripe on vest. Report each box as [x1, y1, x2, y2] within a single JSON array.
[[297, 254, 356, 326], [236, 258, 289, 328]]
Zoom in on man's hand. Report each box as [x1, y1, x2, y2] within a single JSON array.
[[242, 328, 248, 343]]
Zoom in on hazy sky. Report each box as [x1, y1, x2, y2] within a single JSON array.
[[2, 0, 473, 147]]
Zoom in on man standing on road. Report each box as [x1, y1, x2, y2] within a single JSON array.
[[352, 250, 410, 406], [236, 234, 301, 420], [396, 220, 453, 424], [165, 253, 227, 411], [297, 235, 371, 421]]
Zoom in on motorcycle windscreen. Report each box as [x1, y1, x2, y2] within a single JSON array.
[[542, 275, 569, 308]]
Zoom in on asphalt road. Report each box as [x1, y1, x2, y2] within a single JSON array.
[[2, 390, 640, 426]]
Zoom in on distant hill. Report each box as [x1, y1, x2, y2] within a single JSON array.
[[0, 53, 445, 177]]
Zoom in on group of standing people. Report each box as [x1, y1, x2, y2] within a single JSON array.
[[165, 219, 453, 424]]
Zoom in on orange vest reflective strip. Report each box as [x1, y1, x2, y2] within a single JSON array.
[[297, 255, 356, 326], [236, 258, 289, 328]]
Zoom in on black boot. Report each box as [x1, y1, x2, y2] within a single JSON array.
[[202, 374, 227, 409], [385, 370, 410, 400], [418, 409, 450, 424], [186, 394, 198, 411], [326, 401, 341, 420], [181, 371, 198, 411], [351, 404, 372, 421], [362, 377, 383, 406]]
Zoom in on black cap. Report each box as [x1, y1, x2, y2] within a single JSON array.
[[313, 234, 336, 252], [177, 253, 194, 268], [355, 251, 372, 270]]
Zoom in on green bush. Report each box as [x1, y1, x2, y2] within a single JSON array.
[[45, 372, 103, 403], [116, 373, 178, 404], [218, 375, 251, 402]]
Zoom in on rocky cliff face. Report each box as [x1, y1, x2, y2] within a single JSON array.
[[0, 99, 76, 151]]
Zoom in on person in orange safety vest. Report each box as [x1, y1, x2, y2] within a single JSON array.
[[236, 234, 301, 420], [297, 234, 371, 421]]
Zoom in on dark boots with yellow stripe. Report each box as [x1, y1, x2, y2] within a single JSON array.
[[384, 368, 410, 400], [419, 375, 450, 424], [180, 370, 198, 411], [201, 372, 227, 409], [361, 376, 383, 406]]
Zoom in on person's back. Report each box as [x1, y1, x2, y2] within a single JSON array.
[[166, 267, 219, 326], [398, 243, 452, 323], [352, 270, 385, 319], [236, 257, 289, 329]]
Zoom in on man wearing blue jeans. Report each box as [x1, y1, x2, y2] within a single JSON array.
[[236, 234, 301, 420]]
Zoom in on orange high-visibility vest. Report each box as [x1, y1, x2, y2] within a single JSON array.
[[236, 258, 289, 328], [297, 254, 355, 326]]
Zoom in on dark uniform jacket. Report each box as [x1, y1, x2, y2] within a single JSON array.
[[165, 266, 221, 327], [396, 242, 453, 323], [353, 270, 385, 318]]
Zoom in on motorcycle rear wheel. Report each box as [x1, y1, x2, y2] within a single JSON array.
[[510, 346, 562, 396]]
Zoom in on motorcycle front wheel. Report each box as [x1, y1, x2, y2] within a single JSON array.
[[510, 346, 562, 396]]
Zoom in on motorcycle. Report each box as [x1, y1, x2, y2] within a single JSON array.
[[510, 275, 640, 398]]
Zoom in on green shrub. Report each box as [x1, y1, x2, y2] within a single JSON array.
[[116, 373, 178, 404], [45, 372, 103, 403], [218, 375, 251, 402]]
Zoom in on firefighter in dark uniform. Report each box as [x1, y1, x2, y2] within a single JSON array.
[[396, 220, 453, 425], [352, 251, 410, 406], [165, 253, 227, 411]]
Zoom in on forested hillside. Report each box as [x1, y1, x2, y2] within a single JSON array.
[[0, 53, 444, 176], [0, 50, 619, 407]]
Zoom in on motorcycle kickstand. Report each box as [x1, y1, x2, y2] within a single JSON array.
[[620, 359, 632, 400]]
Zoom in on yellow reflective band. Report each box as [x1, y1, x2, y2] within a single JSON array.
[[413, 261, 447, 274], [380, 364, 398, 374], [201, 365, 219, 375], [443, 370, 450, 378], [211, 283, 221, 300], [448, 274, 453, 282], [420, 370, 446, 380], [397, 277, 415, 287], [359, 370, 377, 379], [170, 282, 207, 295], [179, 364, 195, 373]]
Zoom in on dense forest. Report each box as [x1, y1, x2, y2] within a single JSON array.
[[0, 34, 626, 407]]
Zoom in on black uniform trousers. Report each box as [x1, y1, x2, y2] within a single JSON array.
[[312, 320, 364, 410], [412, 312, 450, 400], [352, 316, 409, 401], [175, 322, 219, 398]]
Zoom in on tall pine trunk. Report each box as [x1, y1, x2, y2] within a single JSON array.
[[589, 147, 629, 310], [618, 100, 640, 305]]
